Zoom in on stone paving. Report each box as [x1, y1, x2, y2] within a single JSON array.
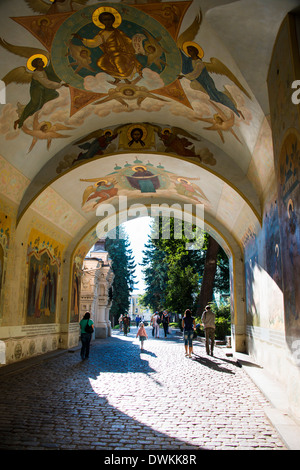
[[0, 327, 286, 451]]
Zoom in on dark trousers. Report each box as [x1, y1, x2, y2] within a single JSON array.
[[81, 333, 92, 359], [163, 322, 168, 337], [204, 328, 215, 354]]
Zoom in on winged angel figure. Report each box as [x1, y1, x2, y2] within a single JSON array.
[[22, 112, 75, 152], [177, 12, 251, 119], [0, 39, 68, 129], [24, 0, 89, 15]]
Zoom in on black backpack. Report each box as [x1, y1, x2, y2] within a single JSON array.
[[85, 320, 93, 334]]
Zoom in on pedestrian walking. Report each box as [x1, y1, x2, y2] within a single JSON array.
[[135, 314, 141, 328], [119, 314, 124, 332], [79, 311, 94, 360], [182, 309, 196, 357], [152, 311, 161, 338], [123, 314, 130, 336], [201, 305, 216, 356], [136, 322, 148, 350], [162, 310, 169, 337]]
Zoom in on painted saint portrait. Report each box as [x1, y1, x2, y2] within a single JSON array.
[[26, 251, 58, 324]]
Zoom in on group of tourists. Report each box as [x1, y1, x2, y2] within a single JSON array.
[[151, 310, 170, 338], [79, 304, 216, 358], [118, 313, 131, 336]]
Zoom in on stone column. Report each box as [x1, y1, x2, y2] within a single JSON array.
[[94, 300, 108, 339]]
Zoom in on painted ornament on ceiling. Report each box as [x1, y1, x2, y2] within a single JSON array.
[[80, 158, 209, 212], [0, 0, 250, 147], [56, 121, 216, 173]]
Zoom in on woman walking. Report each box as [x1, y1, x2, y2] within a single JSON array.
[[182, 309, 196, 357], [79, 311, 94, 360]]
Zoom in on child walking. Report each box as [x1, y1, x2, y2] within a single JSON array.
[[136, 322, 148, 350]]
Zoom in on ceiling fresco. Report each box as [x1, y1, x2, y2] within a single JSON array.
[[0, 0, 298, 251]]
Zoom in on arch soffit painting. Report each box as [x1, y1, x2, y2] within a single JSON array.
[[26, 153, 261, 252]]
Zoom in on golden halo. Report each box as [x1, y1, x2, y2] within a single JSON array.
[[132, 165, 147, 172], [39, 121, 52, 130], [177, 177, 190, 184], [120, 85, 136, 96], [27, 53, 48, 71], [37, 16, 50, 26], [127, 125, 147, 141], [182, 41, 204, 59], [92, 7, 122, 29], [96, 179, 108, 185], [162, 127, 172, 134]]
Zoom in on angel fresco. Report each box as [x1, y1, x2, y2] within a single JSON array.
[[134, 30, 168, 71], [24, 0, 89, 15], [65, 40, 96, 74], [22, 113, 75, 152], [155, 126, 201, 158], [80, 176, 119, 211], [92, 80, 168, 108], [197, 101, 242, 144], [172, 176, 208, 203], [73, 128, 118, 162], [0, 39, 68, 129], [177, 13, 250, 119]]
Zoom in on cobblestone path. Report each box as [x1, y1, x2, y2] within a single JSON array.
[[0, 328, 286, 451]]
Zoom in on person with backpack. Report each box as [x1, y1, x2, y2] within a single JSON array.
[[79, 311, 94, 360], [152, 311, 161, 338], [161, 310, 169, 337], [182, 309, 196, 357], [123, 314, 130, 336]]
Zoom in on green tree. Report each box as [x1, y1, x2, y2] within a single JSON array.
[[141, 216, 205, 314], [141, 217, 230, 317], [105, 226, 136, 326]]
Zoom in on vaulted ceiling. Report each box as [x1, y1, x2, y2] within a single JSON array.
[[0, 0, 298, 254]]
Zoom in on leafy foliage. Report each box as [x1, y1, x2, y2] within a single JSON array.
[[140, 216, 230, 319], [105, 226, 136, 325]]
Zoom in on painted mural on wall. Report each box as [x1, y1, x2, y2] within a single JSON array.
[[80, 158, 209, 212], [56, 121, 216, 173], [0, 211, 11, 314], [26, 228, 64, 324], [278, 130, 300, 338], [243, 194, 285, 332], [0, 1, 251, 155]]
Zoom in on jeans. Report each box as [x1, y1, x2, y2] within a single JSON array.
[[184, 330, 194, 347], [81, 333, 92, 359]]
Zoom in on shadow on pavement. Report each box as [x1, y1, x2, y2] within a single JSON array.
[[0, 334, 208, 451], [191, 353, 236, 374]]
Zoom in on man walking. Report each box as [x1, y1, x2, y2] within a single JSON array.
[[201, 305, 216, 356]]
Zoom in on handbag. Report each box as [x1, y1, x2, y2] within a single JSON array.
[[85, 320, 93, 334]]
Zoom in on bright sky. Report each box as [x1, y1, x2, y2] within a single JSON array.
[[123, 216, 152, 292]]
